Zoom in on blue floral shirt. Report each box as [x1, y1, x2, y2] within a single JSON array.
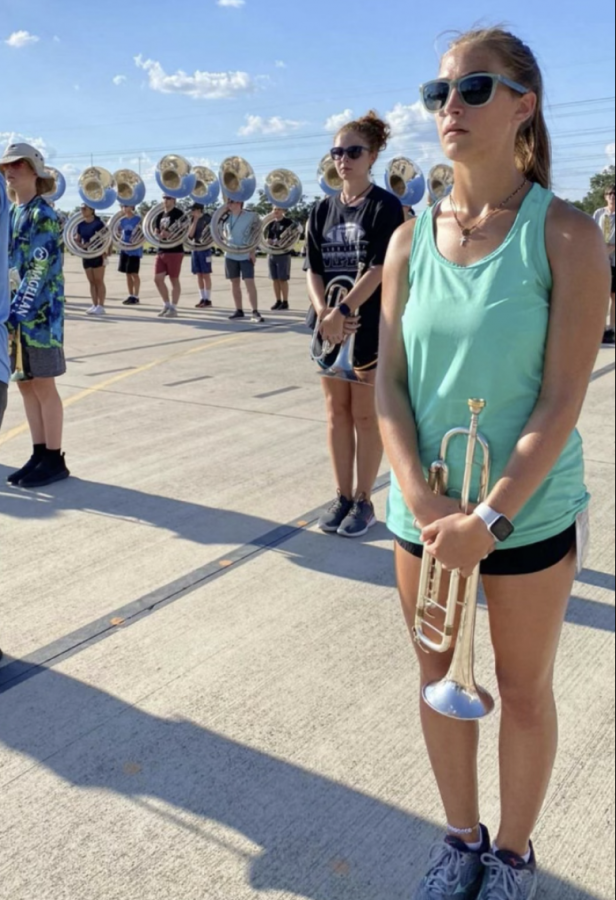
[[0, 175, 10, 385], [8, 196, 65, 349]]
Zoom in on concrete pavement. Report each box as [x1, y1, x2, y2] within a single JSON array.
[[0, 256, 614, 899]]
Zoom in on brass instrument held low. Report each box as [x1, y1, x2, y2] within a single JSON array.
[[311, 264, 369, 384], [414, 399, 495, 721]]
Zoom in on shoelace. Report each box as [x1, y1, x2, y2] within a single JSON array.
[[481, 853, 530, 900], [423, 843, 467, 892]]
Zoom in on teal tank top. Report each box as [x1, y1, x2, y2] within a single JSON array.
[[387, 183, 589, 549]]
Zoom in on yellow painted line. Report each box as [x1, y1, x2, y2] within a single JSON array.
[[0, 331, 248, 448]]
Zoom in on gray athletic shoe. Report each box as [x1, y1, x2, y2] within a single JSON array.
[[166, 306, 179, 318], [478, 845, 538, 900], [337, 494, 377, 538], [318, 493, 353, 534], [415, 828, 490, 900]]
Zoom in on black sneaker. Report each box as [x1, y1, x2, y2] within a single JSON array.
[[252, 311, 265, 324], [337, 495, 377, 538], [271, 300, 283, 311], [229, 310, 245, 320], [603, 328, 615, 346], [280, 301, 289, 311], [318, 493, 354, 534], [19, 453, 70, 489], [123, 296, 140, 305], [6, 449, 46, 486]]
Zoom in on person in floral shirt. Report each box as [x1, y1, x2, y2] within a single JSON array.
[[0, 142, 69, 488]]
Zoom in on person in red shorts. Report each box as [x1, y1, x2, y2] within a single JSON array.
[[153, 195, 186, 318]]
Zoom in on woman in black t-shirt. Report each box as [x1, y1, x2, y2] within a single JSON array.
[[307, 111, 404, 538]]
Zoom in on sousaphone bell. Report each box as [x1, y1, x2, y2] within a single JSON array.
[[63, 167, 117, 258], [210, 157, 262, 254], [260, 169, 304, 255]]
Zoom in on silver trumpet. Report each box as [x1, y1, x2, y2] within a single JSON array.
[[311, 265, 369, 384], [414, 399, 495, 721]]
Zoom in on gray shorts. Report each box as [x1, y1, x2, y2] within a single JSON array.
[[225, 258, 255, 281], [0, 381, 7, 429], [269, 254, 292, 282], [10, 343, 66, 380]]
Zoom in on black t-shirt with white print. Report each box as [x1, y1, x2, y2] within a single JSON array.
[[154, 206, 186, 254], [307, 185, 404, 326]]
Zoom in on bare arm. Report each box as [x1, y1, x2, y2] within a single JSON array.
[[484, 200, 610, 519]]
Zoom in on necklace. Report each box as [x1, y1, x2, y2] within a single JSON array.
[[341, 183, 373, 206], [450, 180, 529, 247]]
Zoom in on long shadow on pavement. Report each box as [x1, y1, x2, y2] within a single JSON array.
[[0, 666, 605, 900]]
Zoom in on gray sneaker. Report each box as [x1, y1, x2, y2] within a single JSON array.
[[337, 494, 377, 538], [158, 306, 171, 318], [478, 845, 538, 900], [167, 306, 179, 318], [318, 493, 353, 534], [415, 828, 490, 900]]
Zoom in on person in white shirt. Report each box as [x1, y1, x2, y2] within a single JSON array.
[[594, 184, 616, 345]]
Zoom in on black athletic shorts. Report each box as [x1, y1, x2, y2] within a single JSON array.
[[119, 253, 142, 275], [395, 524, 577, 577], [83, 256, 105, 271], [0, 381, 7, 429]]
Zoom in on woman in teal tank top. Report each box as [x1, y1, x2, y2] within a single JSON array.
[[376, 28, 610, 900]]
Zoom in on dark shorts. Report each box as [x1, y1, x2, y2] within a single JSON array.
[[155, 253, 184, 279], [10, 342, 66, 380], [269, 254, 292, 282], [394, 524, 577, 577], [192, 251, 213, 275], [225, 258, 255, 281], [611, 265, 616, 295], [83, 256, 105, 271], [0, 381, 7, 428], [119, 253, 142, 275]]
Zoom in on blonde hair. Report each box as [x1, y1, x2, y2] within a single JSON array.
[[338, 110, 391, 156], [447, 27, 552, 189]]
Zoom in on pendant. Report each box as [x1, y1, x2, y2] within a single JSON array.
[[460, 228, 471, 247]]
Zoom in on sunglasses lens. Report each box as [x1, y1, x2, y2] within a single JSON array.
[[347, 147, 364, 160], [423, 81, 450, 111], [459, 75, 495, 107]]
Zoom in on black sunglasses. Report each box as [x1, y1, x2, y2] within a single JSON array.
[[330, 146, 370, 161], [420, 72, 529, 112]]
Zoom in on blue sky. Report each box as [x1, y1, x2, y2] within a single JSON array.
[[1, 0, 614, 209]]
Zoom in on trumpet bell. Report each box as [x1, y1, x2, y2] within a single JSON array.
[[428, 164, 455, 203], [114, 169, 146, 207], [264, 169, 303, 209], [385, 157, 426, 207], [317, 154, 343, 197], [42, 167, 66, 204], [219, 157, 257, 203], [423, 678, 495, 722], [191, 166, 220, 206], [78, 166, 117, 210], [155, 155, 196, 199]]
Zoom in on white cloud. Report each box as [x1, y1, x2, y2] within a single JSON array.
[[385, 101, 433, 139], [217, 0, 246, 6], [113, 75, 128, 87], [238, 115, 303, 137], [135, 55, 256, 100], [324, 109, 354, 133], [275, 60, 286, 69], [5, 30, 40, 49], [0, 131, 53, 159], [607, 143, 615, 164]]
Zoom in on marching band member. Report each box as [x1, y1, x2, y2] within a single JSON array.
[[307, 111, 404, 538], [118, 205, 143, 306], [268, 207, 294, 310], [377, 28, 609, 899], [0, 142, 70, 489], [188, 203, 214, 309], [153, 194, 186, 318], [225, 199, 264, 324], [76, 204, 108, 316], [0, 172, 10, 432], [593, 184, 616, 345]]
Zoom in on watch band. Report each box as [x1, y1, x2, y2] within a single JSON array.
[[474, 503, 502, 533], [474, 503, 515, 543], [337, 302, 352, 318]]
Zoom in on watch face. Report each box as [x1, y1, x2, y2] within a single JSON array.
[[493, 516, 515, 542]]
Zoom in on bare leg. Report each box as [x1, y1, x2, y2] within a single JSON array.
[[231, 279, 243, 310], [281, 280, 290, 304], [322, 378, 355, 499], [273, 279, 282, 303], [351, 370, 383, 501], [93, 268, 106, 307], [86, 269, 96, 305], [396, 546, 481, 838], [18, 381, 46, 445], [485, 547, 577, 856], [155, 274, 170, 305], [31, 378, 64, 450], [245, 278, 259, 312], [170, 278, 181, 307], [204, 273, 212, 294]]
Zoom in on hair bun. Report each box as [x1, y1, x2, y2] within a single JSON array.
[[340, 110, 391, 155]]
